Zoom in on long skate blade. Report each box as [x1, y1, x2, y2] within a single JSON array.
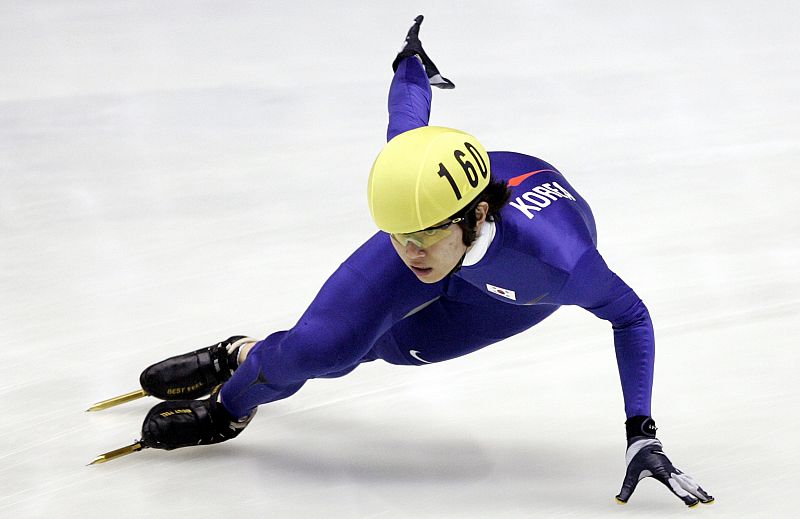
[[86, 389, 149, 412], [88, 441, 145, 465]]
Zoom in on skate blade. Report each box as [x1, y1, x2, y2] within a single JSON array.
[[88, 441, 145, 465], [86, 389, 149, 412]]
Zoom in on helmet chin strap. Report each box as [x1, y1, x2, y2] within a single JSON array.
[[446, 209, 486, 277], [446, 248, 468, 277], [445, 212, 485, 277]]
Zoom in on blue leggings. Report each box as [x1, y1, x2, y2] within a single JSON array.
[[366, 285, 559, 367], [220, 242, 559, 419]]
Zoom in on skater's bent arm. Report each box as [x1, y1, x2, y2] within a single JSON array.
[[561, 248, 655, 418]]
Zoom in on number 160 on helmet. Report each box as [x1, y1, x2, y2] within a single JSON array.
[[368, 126, 491, 234]]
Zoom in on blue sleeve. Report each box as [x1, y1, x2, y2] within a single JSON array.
[[561, 248, 655, 418], [387, 56, 431, 141]]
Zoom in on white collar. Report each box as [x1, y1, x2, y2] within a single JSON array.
[[462, 220, 496, 267]]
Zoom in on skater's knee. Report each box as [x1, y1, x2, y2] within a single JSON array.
[[278, 329, 366, 378]]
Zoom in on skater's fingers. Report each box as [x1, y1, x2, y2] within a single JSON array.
[[673, 472, 715, 504], [615, 467, 645, 503], [655, 473, 701, 507]]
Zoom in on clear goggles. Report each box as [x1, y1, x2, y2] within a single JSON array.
[[391, 217, 464, 249]]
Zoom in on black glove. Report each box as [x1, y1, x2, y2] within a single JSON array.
[[616, 416, 714, 507], [141, 385, 255, 450], [392, 15, 455, 89]]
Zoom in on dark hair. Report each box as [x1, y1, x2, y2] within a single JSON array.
[[454, 179, 512, 246]]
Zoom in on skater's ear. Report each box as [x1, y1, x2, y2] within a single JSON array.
[[474, 202, 489, 226]]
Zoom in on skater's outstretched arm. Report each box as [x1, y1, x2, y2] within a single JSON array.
[[561, 247, 654, 418], [560, 248, 714, 507]]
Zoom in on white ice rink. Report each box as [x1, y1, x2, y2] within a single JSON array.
[[2, 1, 798, 517]]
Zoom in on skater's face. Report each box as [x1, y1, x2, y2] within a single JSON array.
[[391, 202, 488, 284]]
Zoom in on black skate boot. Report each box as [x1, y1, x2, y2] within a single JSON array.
[[392, 15, 455, 89], [140, 385, 255, 450], [139, 336, 257, 400]]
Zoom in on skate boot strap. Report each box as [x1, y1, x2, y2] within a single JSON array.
[[139, 336, 257, 400], [140, 385, 255, 450]]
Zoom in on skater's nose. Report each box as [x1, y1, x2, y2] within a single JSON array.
[[404, 241, 426, 258]]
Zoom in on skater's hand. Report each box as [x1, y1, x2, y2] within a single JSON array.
[[616, 417, 714, 507], [392, 15, 454, 89]]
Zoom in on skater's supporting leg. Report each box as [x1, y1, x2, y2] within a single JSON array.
[[220, 233, 443, 418]]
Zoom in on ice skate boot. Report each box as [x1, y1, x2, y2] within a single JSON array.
[[139, 336, 255, 400], [392, 15, 455, 89], [140, 385, 255, 450], [87, 336, 257, 411], [89, 385, 255, 463]]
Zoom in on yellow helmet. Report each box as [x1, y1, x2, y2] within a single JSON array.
[[368, 126, 490, 234]]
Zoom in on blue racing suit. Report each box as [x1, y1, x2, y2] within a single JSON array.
[[220, 57, 655, 421]]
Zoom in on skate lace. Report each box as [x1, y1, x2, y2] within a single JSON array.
[[225, 336, 257, 367]]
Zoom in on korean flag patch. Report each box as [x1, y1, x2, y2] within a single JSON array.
[[486, 284, 516, 301]]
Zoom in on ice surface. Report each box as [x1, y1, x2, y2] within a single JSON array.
[[1, 1, 798, 517]]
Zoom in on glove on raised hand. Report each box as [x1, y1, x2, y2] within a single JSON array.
[[392, 15, 455, 89], [616, 416, 714, 507]]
